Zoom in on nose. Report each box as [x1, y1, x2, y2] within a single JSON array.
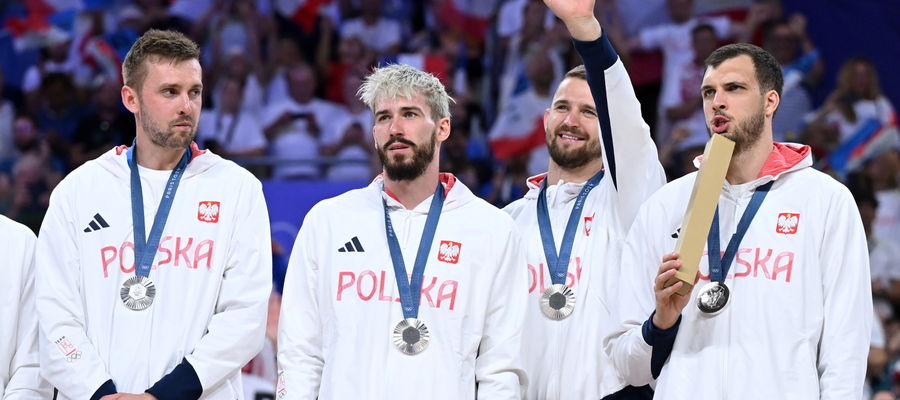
[[712, 92, 727, 112], [387, 115, 403, 136], [178, 93, 196, 115]]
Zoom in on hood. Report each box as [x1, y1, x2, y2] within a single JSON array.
[[94, 142, 222, 180], [693, 142, 812, 181], [374, 173, 476, 213]]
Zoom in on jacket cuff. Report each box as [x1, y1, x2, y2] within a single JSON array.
[[146, 358, 203, 400], [90, 379, 117, 400], [572, 33, 619, 71], [642, 311, 681, 379]]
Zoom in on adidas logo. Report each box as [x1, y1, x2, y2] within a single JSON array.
[[338, 236, 365, 252], [83, 213, 110, 232]]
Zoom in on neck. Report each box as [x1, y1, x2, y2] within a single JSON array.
[[383, 163, 441, 210], [546, 157, 603, 186], [135, 134, 187, 170], [725, 135, 774, 185]]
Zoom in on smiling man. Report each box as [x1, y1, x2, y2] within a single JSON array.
[[607, 43, 872, 399], [276, 64, 528, 400], [36, 29, 272, 400], [502, 0, 665, 398]]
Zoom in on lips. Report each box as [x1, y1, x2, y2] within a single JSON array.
[[711, 115, 730, 134], [385, 138, 415, 151]]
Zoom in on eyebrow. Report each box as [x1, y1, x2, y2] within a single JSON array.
[[158, 82, 203, 90], [375, 106, 425, 116], [552, 99, 597, 113]]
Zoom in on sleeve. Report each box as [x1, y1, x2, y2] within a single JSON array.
[[275, 206, 324, 400], [603, 202, 663, 387], [36, 180, 117, 399], [241, 114, 268, 150], [817, 186, 872, 399], [148, 177, 273, 398], [573, 35, 666, 233], [709, 16, 732, 39], [5, 225, 54, 399], [475, 223, 529, 399]]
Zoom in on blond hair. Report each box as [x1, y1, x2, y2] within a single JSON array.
[[357, 64, 454, 121]]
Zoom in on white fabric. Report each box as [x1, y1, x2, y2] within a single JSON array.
[[0, 216, 53, 398], [263, 98, 344, 179], [277, 175, 528, 399], [198, 110, 267, 154], [340, 17, 402, 53], [503, 57, 665, 399], [608, 144, 873, 399], [36, 147, 273, 399]]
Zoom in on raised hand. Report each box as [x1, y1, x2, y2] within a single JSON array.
[[543, 0, 602, 41]]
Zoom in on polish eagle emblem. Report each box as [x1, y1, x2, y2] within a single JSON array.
[[776, 213, 799, 234], [438, 240, 462, 264], [198, 201, 221, 223]]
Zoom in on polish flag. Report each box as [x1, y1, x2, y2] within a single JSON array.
[[488, 90, 550, 160], [4, 0, 80, 51], [435, 0, 499, 42], [394, 53, 449, 82]]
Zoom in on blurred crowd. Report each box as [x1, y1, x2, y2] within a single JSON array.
[[1, 0, 898, 398]]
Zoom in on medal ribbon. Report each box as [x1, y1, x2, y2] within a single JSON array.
[[706, 181, 773, 283], [536, 171, 603, 285], [383, 181, 444, 319], [127, 144, 191, 278]]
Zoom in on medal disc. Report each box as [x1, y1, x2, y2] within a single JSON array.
[[120, 276, 156, 311], [392, 318, 430, 355], [697, 281, 730, 315], [540, 284, 575, 320]]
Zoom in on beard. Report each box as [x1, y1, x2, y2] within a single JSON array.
[[137, 100, 196, 149], [547, 124, 601, 169], [712, 102, 765, 155], [377, 128, 437, 181]]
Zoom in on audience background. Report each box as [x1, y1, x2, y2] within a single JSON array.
[[1, 0, 897, 398]]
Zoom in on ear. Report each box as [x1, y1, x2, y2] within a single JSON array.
[[435, 117, 451, 143], [122, 85, 140, 114], [764, 89, 780, 118], [543, 107, 551, 133]]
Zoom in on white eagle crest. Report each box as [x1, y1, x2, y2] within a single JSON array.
[[199, 202, 219, 222], [439, 242, 460, 263], [777, 214, 798, 233]]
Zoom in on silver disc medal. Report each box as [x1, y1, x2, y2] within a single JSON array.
[[697, 281, 730, 315], [392, 318, 430, 355], [120, 276, 156, 311], [540, 284, 576, 320]]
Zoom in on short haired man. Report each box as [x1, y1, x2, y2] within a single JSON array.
[[36, 29, 272, 399]]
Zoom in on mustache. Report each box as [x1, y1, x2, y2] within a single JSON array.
[[383, 137, 416, 150], [169, 117, 194, 127], [554, 124, 584, 136], [713, 111, 734, 120]]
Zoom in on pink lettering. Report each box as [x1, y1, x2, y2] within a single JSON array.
[[527, 264, 538, 293], [357, 270, 377, 301], [377, 270, 392, 301], [336, 272, 355, 300], [420, 276, 437, 307], [733, 248, 753, 278], [174, 237, 193, 267], [193, 240, 214, 270], [120, 241, 135, 273], [753, 248, 773, 279], [436, 280, 459, 310], [100, 246, 117, 278], [772, 251, 794, 283]]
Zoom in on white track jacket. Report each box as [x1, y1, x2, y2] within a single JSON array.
[[1, 216, 52, 398], [36, 144, 272, 399], [608, 143, 872, 399], [277, 174, 528, 399], [503, 36, 665, 399]]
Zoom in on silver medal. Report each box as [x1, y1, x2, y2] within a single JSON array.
[[697, 281, 730, 315], [120, 276, 156, 311], [392, 318, 430, 355], [540, 284, 575, 320]]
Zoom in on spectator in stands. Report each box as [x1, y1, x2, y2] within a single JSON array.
[[323, 70, 375, 181], [764, 15, 822, 142], [658, 23, 718, 171], [70, 79, 135, 168], [866, 150, 900, 248], [36, 72, 84, 162], [814, 58, 897, 144], [0, 68, 16, 160], [628, 0, 741, 143], [340, 0, 402, 56], [263, 62, 343, 179], [198, 76, 267, 159]]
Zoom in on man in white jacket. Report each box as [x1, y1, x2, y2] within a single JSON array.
[[607, 43, 872, 398], [276, 64, 528, 399], [1, 216, 53, 398], [503, 1, 665, 398], [36, 29, 272, 400]]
